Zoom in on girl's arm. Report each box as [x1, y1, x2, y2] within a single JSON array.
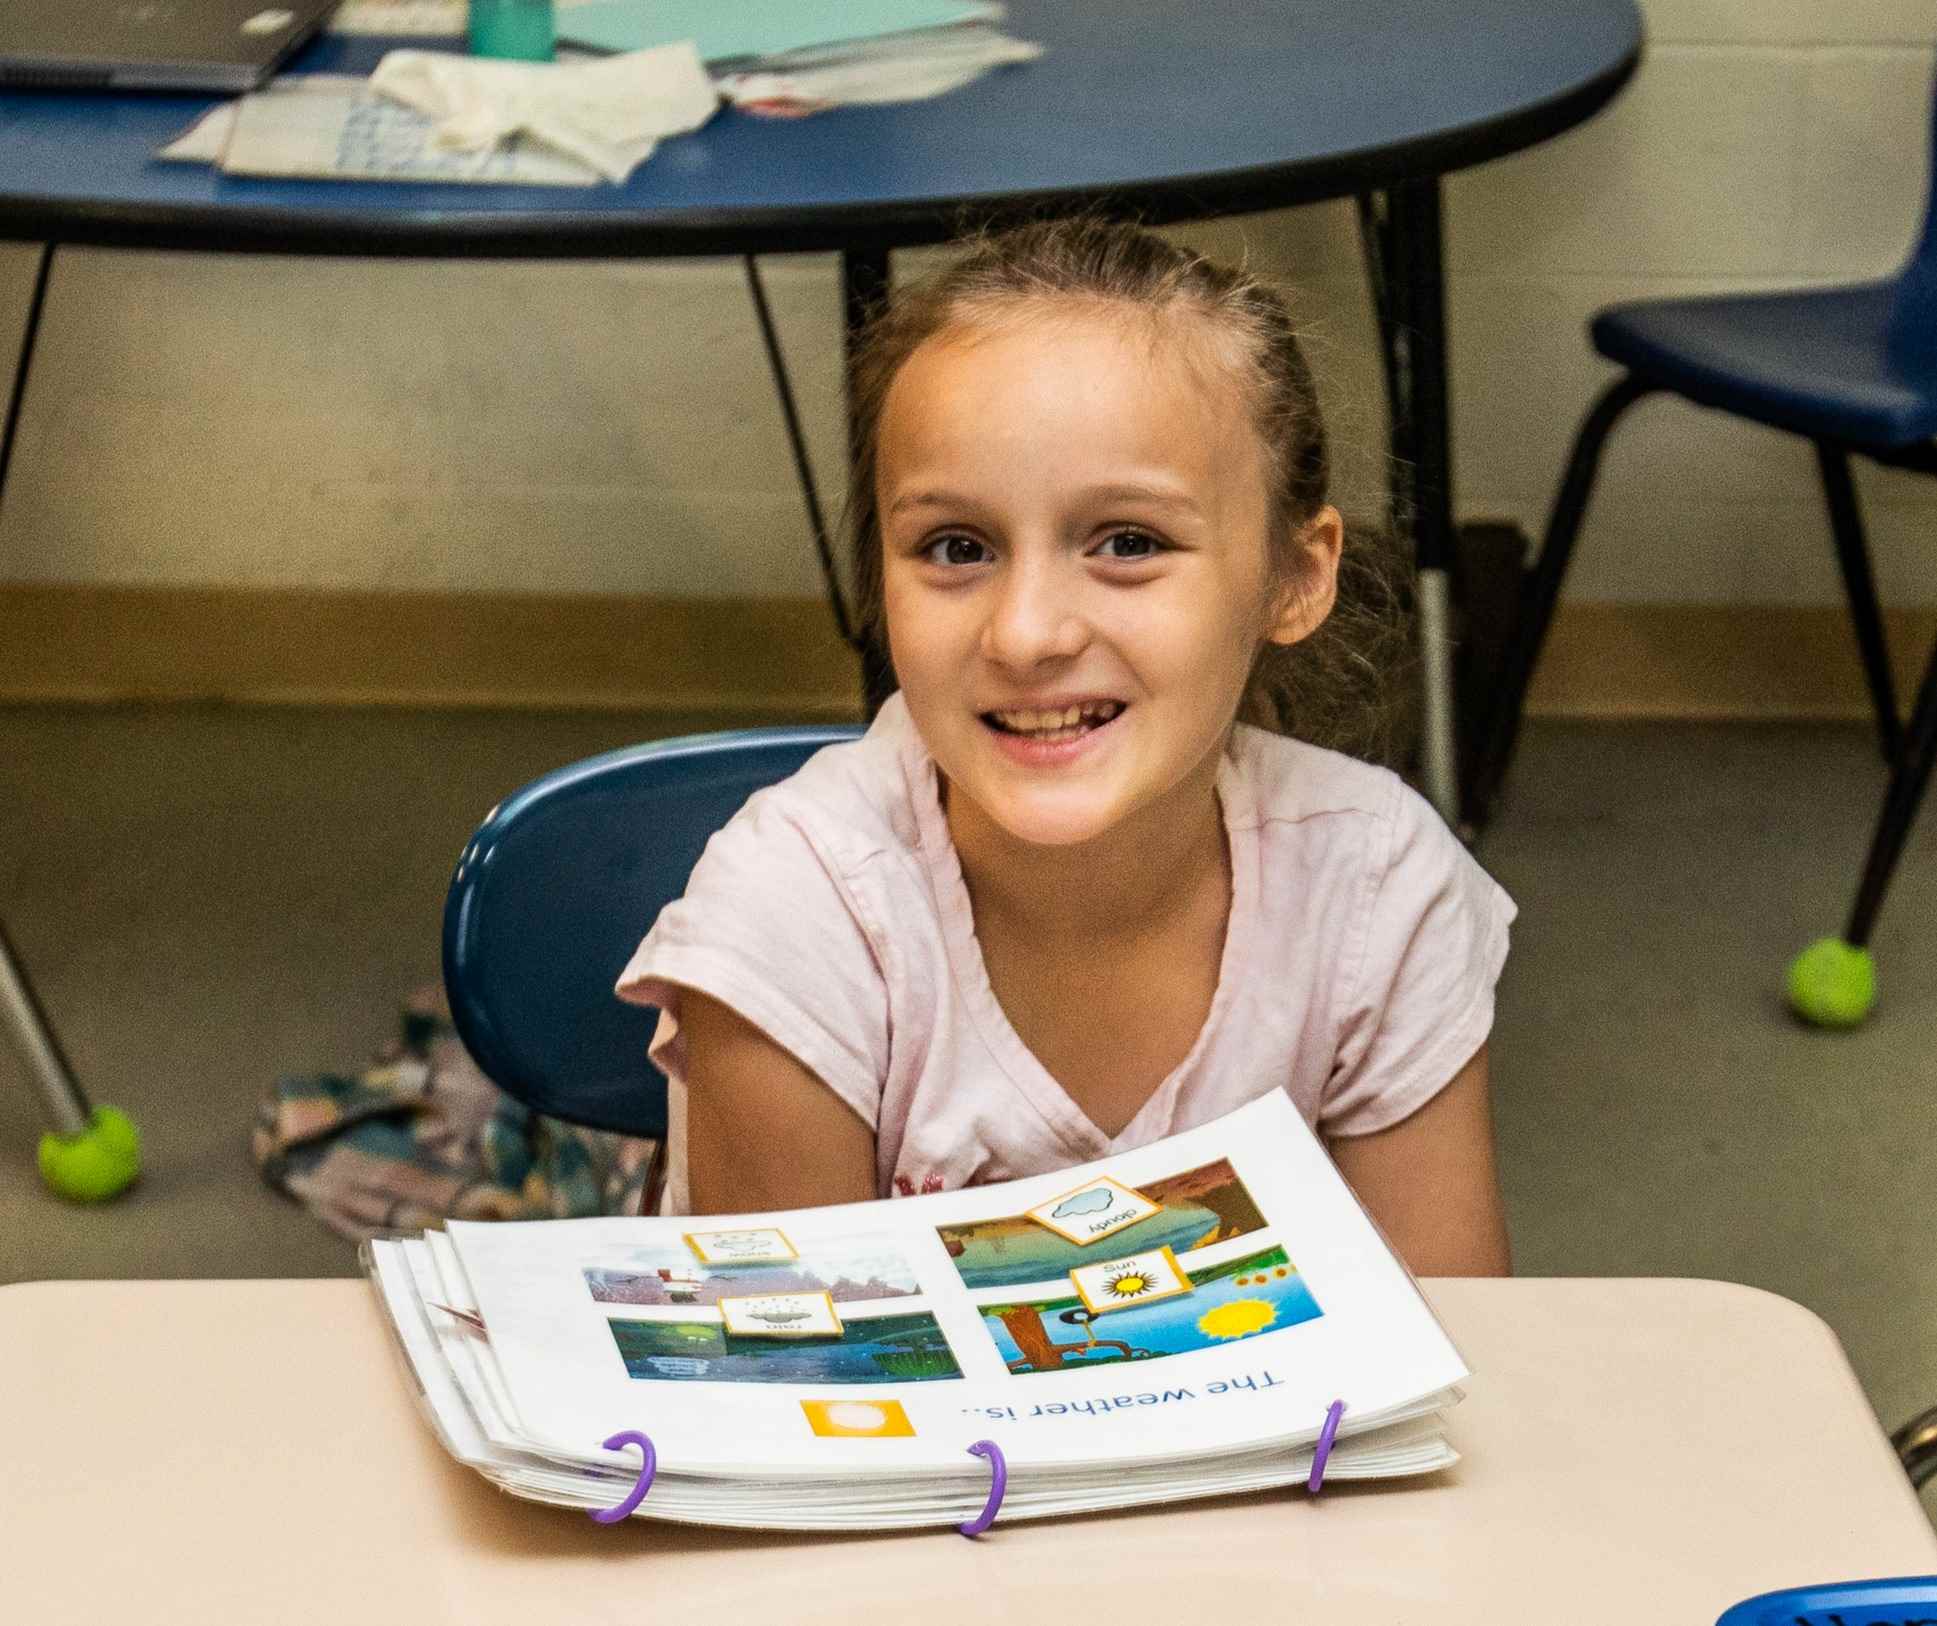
[[679, 989, 879, 1214], [1326, 1043, 1512, 1277]]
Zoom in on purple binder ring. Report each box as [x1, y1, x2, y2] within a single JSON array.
[[1307, 1400, 1346, 1494], [959, 1438, 1007, 1537], [591, 1429, 658, 1523]]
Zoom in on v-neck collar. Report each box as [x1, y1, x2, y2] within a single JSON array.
[[899, 704, 1258, 1165]]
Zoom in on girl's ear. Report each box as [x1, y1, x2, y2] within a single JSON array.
[[1264, 505, 1345, 647]]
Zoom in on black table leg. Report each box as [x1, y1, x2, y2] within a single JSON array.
[[1378, 181, 1462, 828], [744, 256, 855, 645], [745, 247, 895, 715], [841, 244, 896, 716], [0, 241, 55, 521]]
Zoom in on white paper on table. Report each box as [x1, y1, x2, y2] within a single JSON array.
[[714, 24, 1043, 113], [157, 74, 603, 185], [330, 0, 608, 35], [330, 0, 467, 36]]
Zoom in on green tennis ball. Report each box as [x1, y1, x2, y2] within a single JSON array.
[[1786, 937, 1876, 1029], [38, 1105, 142, 1203]]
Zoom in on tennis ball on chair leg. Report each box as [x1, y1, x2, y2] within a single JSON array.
[[38, 1105, 142, 1202], [1786, 937, 1876, 1029]]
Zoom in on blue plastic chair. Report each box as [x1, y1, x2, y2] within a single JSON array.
[[1471, 64, 1937, 1027], [442, 725, 861, 1140]]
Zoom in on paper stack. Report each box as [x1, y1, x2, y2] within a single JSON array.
[[551, 0, 1043, 115], [366, 1092, 1469, 1531]]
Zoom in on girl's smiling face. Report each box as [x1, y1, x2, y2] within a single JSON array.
[[877, 306, 1339, 852]]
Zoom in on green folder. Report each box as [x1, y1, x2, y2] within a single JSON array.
[[557, 0, 1001, 64]]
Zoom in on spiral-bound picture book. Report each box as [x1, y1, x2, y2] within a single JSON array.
[[366, 1091, 1469, 1530]]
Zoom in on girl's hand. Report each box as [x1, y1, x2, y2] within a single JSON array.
[[1326, 1043, 1512, 1277], [680, 990, 878, 1214]]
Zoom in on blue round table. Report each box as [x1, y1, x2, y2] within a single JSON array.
[[0, 0, 1640, 1160], [0, 0, 1639, 259]]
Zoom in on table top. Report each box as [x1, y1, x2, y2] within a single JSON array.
[[3, 1275, 1931, 1623], [0, 0, 1642, 257]]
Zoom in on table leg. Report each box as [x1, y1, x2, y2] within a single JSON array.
[[743, 257, 854, 648], [841, 244, 896, 716], [1378, 180, 1462, 830], [0, 241, 55, 522], [0, 242, 118, 1153], [745, 248, 896, 714], [0, 918, 90, 1139]]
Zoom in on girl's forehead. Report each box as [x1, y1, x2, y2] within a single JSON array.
[[889, 302, 1250, 426], [876, 305, 1274, 516], [919, 297, 1234, 372]]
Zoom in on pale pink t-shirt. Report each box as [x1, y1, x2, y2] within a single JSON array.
[[617, 694, 1514, 1213]]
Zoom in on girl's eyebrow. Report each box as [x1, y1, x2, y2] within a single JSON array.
[[1084, 482, 1204, 515], [884, 488, 979, 519], [885, 482, 1204, 519]]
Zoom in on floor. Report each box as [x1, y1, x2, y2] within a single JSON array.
[[2, 703, 1934, 1515]]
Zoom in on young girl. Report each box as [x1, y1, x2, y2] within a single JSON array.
[[619, 219, 1514, 1276]]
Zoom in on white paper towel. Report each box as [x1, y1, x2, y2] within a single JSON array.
[[369, 42, 718, 182]]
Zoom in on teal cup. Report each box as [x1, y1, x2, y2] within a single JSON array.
[[468, 0, 555, 60]]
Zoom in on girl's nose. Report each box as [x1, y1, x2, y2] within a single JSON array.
[[981, 557, 1089, 670]]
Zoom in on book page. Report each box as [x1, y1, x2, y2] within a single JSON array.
[[446, 1092, 1467, 1476]]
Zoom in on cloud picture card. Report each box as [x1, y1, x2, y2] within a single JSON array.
[[1026, 1175, 1162, 1246]]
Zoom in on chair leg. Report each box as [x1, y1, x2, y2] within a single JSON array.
[[1816, 443, 1903, 764], [1463, 374, 1657, 827], [1892, 1404, 1937, 1489], [0, 916, 90, 1138], [1841, 626, 1937, 948]]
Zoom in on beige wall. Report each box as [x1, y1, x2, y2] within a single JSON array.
[[0, 0, 1931, 609]]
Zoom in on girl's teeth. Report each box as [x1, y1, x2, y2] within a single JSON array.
[[992, 702, 1122, 736]]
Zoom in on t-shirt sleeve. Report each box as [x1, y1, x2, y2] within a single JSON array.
[[1320, 777, 1516, 1138], [613, 791, 890, 1131]]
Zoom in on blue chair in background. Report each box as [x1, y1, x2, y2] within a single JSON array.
[[442, 725, 861, 1141], [1470, 66, 1937, 1027]]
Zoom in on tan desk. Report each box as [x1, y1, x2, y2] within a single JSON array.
[[3, 1277, 1932, 1623]]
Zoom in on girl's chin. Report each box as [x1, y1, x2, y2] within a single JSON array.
[[973, 791, 1129, 851]]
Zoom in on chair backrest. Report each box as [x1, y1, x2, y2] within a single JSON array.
[[1889, 60, 1937, 356], [442, 725, 862, 1140]]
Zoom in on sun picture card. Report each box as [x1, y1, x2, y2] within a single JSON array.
[[684, 1226, 798, 1265], [1069, 1244, 1193, 1315], [1026, 1173, 1161, 1246], [800, 1398, 917, 1439], [718, 1291, 844, 1339]]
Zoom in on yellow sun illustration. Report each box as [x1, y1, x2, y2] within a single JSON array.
[[801, 1399, 915, 1438], [1197, 1298, 1278, 1340], [1106, 1269, 1155, 1299]]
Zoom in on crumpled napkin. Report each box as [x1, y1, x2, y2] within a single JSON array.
[[369, 42, 718, 183]]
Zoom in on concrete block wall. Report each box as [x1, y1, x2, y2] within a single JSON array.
[[0, 0, 1930, 610], [1448, 0, 1935, 606]]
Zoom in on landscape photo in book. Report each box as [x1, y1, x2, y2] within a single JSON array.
[[607, 1309, 964, 1384], [979, 1245, 1320, 1375], [582, 1235, 918, 1307], [937, 1158, 1267, 1289]]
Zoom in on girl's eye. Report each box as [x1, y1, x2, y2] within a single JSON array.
[[924, 533, 989, 567], [1095, 529, 1164, 560]]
